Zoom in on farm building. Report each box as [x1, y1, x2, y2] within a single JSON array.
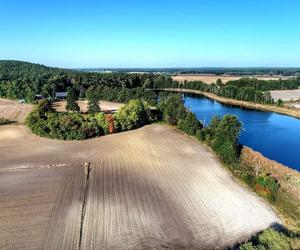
[[55, 91, 68, 99]]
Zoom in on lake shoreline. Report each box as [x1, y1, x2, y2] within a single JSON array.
[[160, 88, 300, 120]]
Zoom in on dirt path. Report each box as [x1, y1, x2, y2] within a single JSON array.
[[0, 125, 280, 249]]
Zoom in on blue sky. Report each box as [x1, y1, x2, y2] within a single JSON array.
[[0, 0, 300, 68]]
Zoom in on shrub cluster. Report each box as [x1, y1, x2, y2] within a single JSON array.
[[26, 100, 109, 140], [204, 115, 241, 164], [239, 228, 294, 250], [26, 99, 154, 140], [114, 99, 152, 132]]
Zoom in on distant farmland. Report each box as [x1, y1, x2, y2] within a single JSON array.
[[270, 89, 300, 102], [172, 74, 292, 84]]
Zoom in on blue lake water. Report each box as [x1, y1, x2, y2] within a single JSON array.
[[183, 93, 300, 171]]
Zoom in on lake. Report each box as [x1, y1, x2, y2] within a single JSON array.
[[183, 93, 300, 171]]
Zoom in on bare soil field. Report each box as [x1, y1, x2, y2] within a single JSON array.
[[172, 74, 292, 84], [53, 100, 123, 113], [270, 89, 300, 102], [0, 164, 86, 250], [289, 103, 300, 109], [0, 124, 279, 249], [0, 98, 32, 123]]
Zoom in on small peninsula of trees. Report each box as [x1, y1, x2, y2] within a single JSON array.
[[155, 76, 300, 104], [26, 98, 153, 140]]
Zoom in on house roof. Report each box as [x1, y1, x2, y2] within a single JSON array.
[[55, 92, 68, 97]]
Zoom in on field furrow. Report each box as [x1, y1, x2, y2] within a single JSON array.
[[0, 124, 280, 249], [0, 165, 86, 250], [81, 125, 279, 249]]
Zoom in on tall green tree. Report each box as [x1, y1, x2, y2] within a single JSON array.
[[87, 90, 100, 114], [211, 115, 242, 164], [66, 87, 80, 112], [25, 87, 35, 103], [114, 99, 149, 131], [178, 111, 203, 135], [159, 94, 187, 125]]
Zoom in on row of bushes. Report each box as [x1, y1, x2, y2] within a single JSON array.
[[158, 94, 241, 164], [156, 79, 274, 104], [26, 99, 154, 140]]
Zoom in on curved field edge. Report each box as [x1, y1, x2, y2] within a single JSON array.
[[0, 124, 281, 249]]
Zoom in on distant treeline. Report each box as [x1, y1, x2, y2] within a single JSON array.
[[78, 67, 300, 76], [0, 60, 172, 104], [156, 77, 300, 104], [2, 60, 300, 105]]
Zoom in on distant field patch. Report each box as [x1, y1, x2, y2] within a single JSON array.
[[172, 74, 292, 84], [270, 89, 300, 102], [53, 100, 123, 113], [0, 99, 32, 123]]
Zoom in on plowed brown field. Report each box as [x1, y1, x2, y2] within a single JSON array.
[[0, 165, 86, 250], [0, 99, 32, 123], [0, 124, 280, 249]]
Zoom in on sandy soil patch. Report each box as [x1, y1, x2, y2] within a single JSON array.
[[53, 100, 123, 113], [289, 103, 300, 109], [0, 99, 32, 123], [0, 165, 86, 249], [0, 124, 279, 249], [270, 89, 300, 102], [0, 126, 26, 140], [172, 74, 292, 84]]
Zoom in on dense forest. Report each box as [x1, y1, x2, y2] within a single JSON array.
[[1, 60, 300, 105], [0, 60, 172, 104]]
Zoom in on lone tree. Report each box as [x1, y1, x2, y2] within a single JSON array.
[[66, 87, 80, 112], [87, 89, 100, 114]]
